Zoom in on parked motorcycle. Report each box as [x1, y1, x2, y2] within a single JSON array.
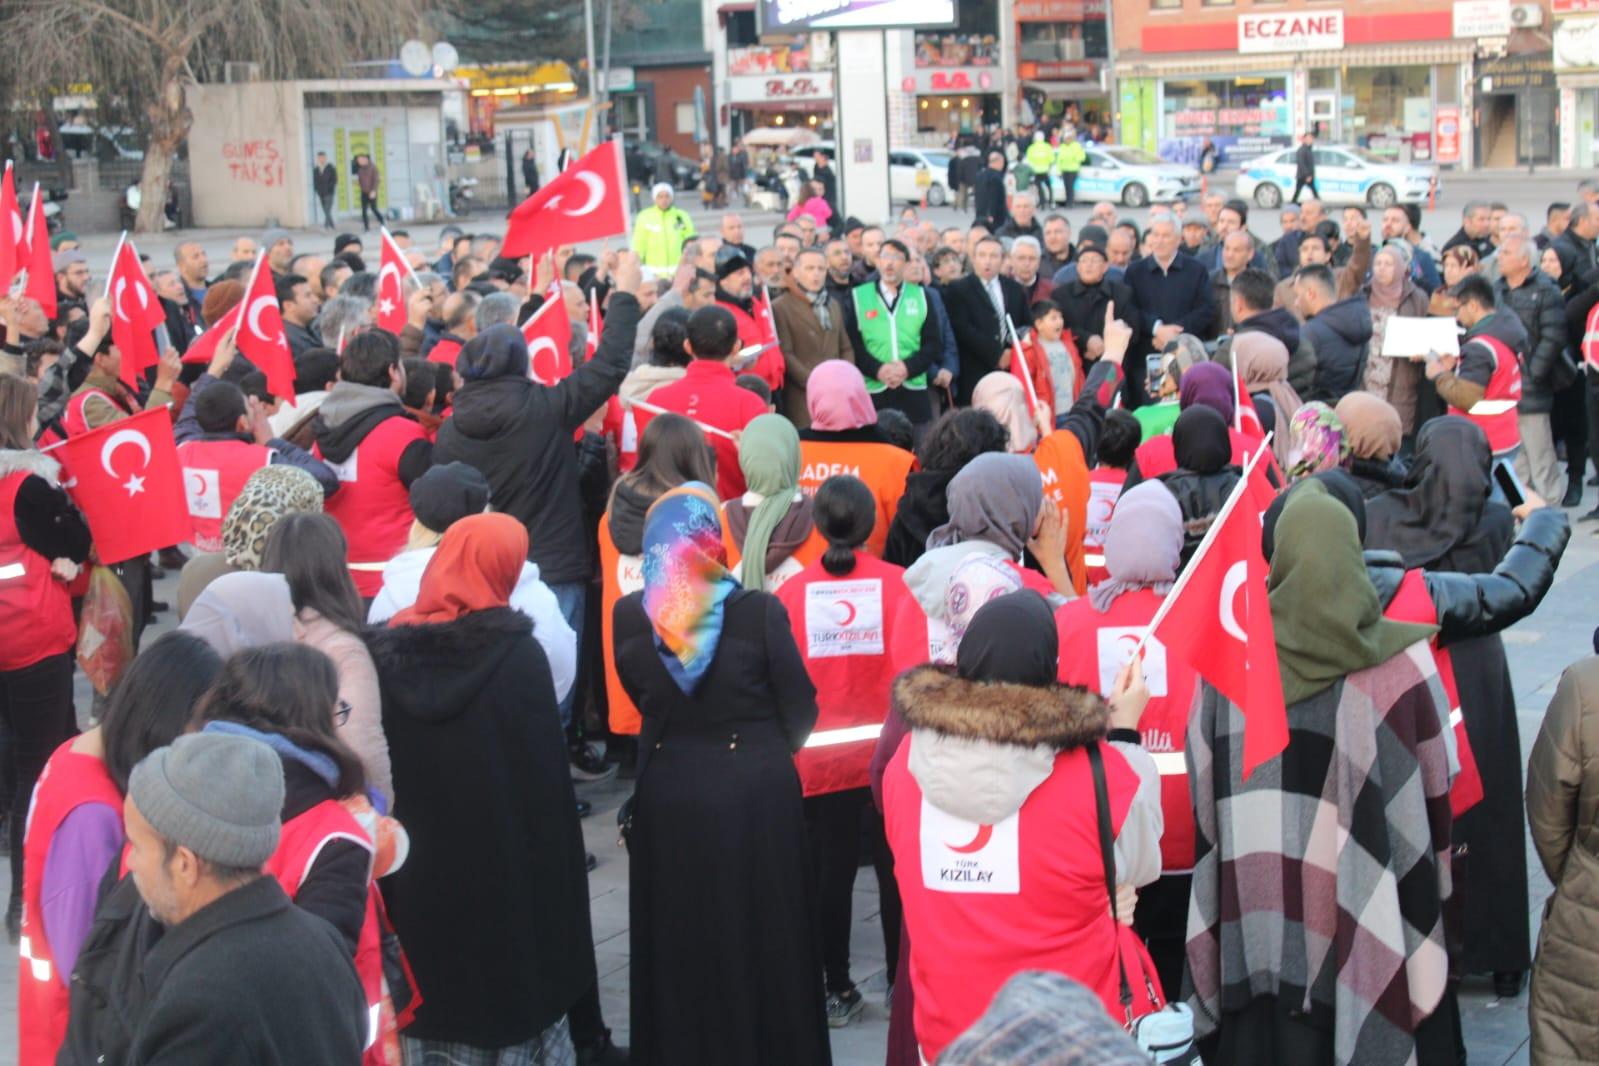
[[449, 176, 477, 216]]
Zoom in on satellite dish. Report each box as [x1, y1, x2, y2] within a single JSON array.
[[432, 42, 459, 72], [399, 40, 431, 77]]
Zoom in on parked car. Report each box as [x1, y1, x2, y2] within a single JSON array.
[[791, 141, 956, 206], [1052, 145, 1199, 208], [1235, 144, 1436, 209], [625, 141, 701, 190]]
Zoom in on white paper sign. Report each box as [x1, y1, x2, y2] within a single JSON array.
[[1381, 316, 1461, 357]]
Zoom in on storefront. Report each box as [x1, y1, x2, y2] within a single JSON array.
[[1555, 13, 1599, 168], [1474, 51, 1556, 168], [906, 65, 1003, 138], [727, 67, 836, 141], [1014, 0, 1110, 127], [454, 62, 580, 136]]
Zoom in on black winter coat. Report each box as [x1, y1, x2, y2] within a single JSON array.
[[1302, 295, 1374, 402], [1496, 270, 1571, 412], [973, 168, 1009, 231], [366, 607, 595, 1046], [1055, 275, 1140, 358], [433, 293, 638, 583]]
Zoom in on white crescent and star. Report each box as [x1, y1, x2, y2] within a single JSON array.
[[378, 261, 402, 301], [558, 171, 605, 217], [527, 337, 559, 385], [1219, 560, 1248, 644], [247, 295, 282, 345], [100, 428, 151, 496]]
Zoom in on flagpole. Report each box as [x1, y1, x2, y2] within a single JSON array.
[[1131, 432, 1274, 661], [24, 183, 38, 245], [628, 397, 738, 441], [1004, 313, 1040, 412], [102, 231, 129, 300], [1231, 357, 1242, 431]]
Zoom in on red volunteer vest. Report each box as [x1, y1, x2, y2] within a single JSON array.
[[717, 299, 784, 392], [1384, 569, 1485, 817], [1133, 427, 1259, 481], [796, 440, 915, 560], [1055, 588, 1199, 873], [316, 416, 427, 596], [60, 387, 122, 440], [598, 513, 645, 736], [263, 799, 385, 1059], [888, 560, 1058, 673], [883, 738, 1160, 1061], [19, 742, 124, 1066], [175, 439, 271, 552], [1449, 333, 1522, 455], [0, 471, 77, 672], [426, 338, 463, 368], [1082, 466, 1127, 587], [777, 553, 913, 797]]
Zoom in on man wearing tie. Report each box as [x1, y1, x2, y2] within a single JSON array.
[[940, 236, 1030, 406]]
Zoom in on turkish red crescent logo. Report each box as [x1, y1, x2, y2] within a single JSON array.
[[186, 471, 210, 498], [833, 599, 857, 626], [946, 824, 994, 854]]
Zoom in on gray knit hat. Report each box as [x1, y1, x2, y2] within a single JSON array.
[[128, 733, 284, 867]]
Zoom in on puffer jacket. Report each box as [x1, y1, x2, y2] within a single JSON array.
[[1495, 269, 1571, 413], [1301, 295, 1374, 403], [1157, 466, 1241, 566], [1527, 656, 1599, 1065]]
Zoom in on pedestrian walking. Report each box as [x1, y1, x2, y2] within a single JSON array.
[[1291, 131, 1318, 203], [353, 153, 381, 232], [313, 151, 338, 230]]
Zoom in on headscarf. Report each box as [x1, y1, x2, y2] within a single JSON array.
[[736, 414, 804, 591], [972, 372, 1037, 453], [1285, 401, 1348, 483], [1335, 392, 1402, 462], [1261, 470, 1367, 561], [640, 483, 737, 694], [1369, 244, 1409, 309], [1089, 481, 1183, 612], [1177, 361, 1235, 424], [455, 323, 530, 381], [1366, 415, 1492, 570], [221, 465, 324, 570], [1268, 482, 1435, 704], [1168, 334, 1208, 377], [956, 591, 1058, 686], [1233, 331, 1302, 466], [1171, 405, 1232, 475], [180, 572, 296, 656], [806, 360, 876, 431], [927, 453, 1043, 559], [391, 513, 528, 625]]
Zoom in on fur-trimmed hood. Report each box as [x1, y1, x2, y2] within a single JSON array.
[[364, 607, 538, 722], [0, 448, 60, 483], [892, 664, 1109, 824]]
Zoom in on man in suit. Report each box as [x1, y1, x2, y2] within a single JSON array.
[[943, 235, 1029, 405], [972, 150, 1010, 233], [1123, 215, 1213, 408]]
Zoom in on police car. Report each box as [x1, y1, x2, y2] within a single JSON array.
[[1051, 146, 1200, 208], [791, 142, 955, 205], [1235, 145, 1435, 209]]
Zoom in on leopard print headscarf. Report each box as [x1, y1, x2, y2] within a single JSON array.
[[221, 465, 324, 570]]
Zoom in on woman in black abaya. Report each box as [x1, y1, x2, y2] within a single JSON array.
[[1366, 416, 1529, 996]]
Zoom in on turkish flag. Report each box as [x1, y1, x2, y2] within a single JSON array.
[[179, 301, 240, 366], [0, 163, 19, 294], [521, 284, 572, 385], [53, 408, 191, 564], [22, 184, 55, 319], [375, 228, 409, 334], [585, 287, 600, 362], [1151, 459, 1288, 777], [107, 238, 166, 387], [502, 140, 629, 259], [236, 256, 296, 403], [1234, 368, 1265, 440]]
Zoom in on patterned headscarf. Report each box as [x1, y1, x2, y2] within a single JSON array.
[[1285, 401, 1349, 483], [221, 465, 323, 570], [642, 483, 739, 694]]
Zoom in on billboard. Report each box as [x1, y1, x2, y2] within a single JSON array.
[[757, 0, 958, 34]]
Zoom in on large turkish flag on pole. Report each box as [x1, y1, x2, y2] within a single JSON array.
[[53, 408, 191, 564], [1148, 441, 1288, 777], [236, 254, 297, 403], [0, 163, 19, 294], [22, 184, 55, 319], [375, 227, 411, 334], [502, 140, 629, 259], [521, 283, 573, 385], [106, 236, 167, 387]]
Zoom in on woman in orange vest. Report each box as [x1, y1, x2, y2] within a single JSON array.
[[20, 633, 222, 1066], [723, 414, 826, 592], [776, 475, 913, 1028], [796, 361, 915, 559], [600, 413, 716, 735], [1054, 479, 1198, 996]]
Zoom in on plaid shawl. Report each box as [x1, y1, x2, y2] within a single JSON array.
[[1184, 641, 1454, 1066]]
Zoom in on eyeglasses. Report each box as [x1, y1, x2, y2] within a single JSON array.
[[335, 699, 352, 726]]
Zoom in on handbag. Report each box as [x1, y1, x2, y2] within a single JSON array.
[[1088, 742, 1199, 1064]]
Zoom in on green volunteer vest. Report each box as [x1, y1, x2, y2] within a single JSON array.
[[852, 281, 929, 393]]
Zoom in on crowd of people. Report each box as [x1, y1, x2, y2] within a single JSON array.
[[0, 153, 1594, 1066]]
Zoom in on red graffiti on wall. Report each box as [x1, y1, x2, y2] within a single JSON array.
[[222, 139, 285, 187]]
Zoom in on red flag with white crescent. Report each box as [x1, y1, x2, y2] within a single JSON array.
[[0, 164, 19, 294], [586, 288, 600, 362], [521, 285, 573, 385], [236, 255, 296, 403], [22, 185, 55, 319], [106, 237, 167, 387], [375, 228, 409, 334], [52, 408, 191, 564], [502, 141, 629, 259], [179, 302, 240, 366]]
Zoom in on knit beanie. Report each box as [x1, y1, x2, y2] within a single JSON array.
[[128, 732, 283, 867]]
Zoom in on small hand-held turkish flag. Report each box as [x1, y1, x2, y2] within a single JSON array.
[[22, 184, 55, 319], [1234, 367, 1265, 440], [0, 163, 19, 293], [521, 284, 573, 385], [375, 228, 410, 334], [236, 254, 296, 403], [585, 288, 600, 362], [179, 302, 240, 366], [1148, 442, 1288, 777], [502, 140, 629, 259], [52, 408, 191, 565], [106, 237, 167, 387]]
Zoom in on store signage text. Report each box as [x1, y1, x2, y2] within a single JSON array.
[[1014, 0, 1106, 20], [1434, 104, 1462, 164], [1029, 61, 1097, 80], [727, 71, 835, 104], [906, 69, 999, 95], [1238, 11, 1345, 53], [1554, 0, 1599, 13], [1453, 0, 1511, 37]]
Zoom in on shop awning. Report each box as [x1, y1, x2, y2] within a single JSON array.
[[1023, 79, 1105, 99], [1299, 41, 1474, 67], [1120, 40, 1472, 77], [737, 100, 832, 112], [717, 1, 754, 11]]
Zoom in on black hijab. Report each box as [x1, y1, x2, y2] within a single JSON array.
[[956, 591, 1058, 686], [1366, 416, 1496, 571], [455, 324, 530, 381], [1171, 405, 1232, 475], [1262, 469, 1367, 561]]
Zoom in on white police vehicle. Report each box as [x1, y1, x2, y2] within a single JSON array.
[[1051, 146, 1200, 208], [1235, 145, 1435, 209]]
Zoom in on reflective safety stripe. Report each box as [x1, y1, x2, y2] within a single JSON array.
[[366, 1002, 382, 1050], [18, 935, 51, 982], [803, 724, 883, 748], [0, 562, 24, 580], [347, 561, 388, 573], [1083, 553, 1106, 568], [1449, 707, 1463, 728], [1467, 399, 1518, 416], [1149, 751, 1186, 776]]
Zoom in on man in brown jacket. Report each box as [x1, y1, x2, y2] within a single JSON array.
[[773, 248, 852, 428]]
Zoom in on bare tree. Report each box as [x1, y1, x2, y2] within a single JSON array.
[[0, 0, 424, 232]]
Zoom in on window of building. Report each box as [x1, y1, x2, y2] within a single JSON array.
[[1150, 0, 1182, 9], [674, 102, 697, 136], [1160, 75, 1291, 157], [725, 10, 759, 48]]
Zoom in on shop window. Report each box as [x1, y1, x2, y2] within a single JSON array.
[[725, 10, 759, 48], [674, 102, 697, 136], [1150, 0, 1182, 9], [1160, 75, 1291, 163], [1339, 65, 1431, 162], [1201, 0, 1235, 6]]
